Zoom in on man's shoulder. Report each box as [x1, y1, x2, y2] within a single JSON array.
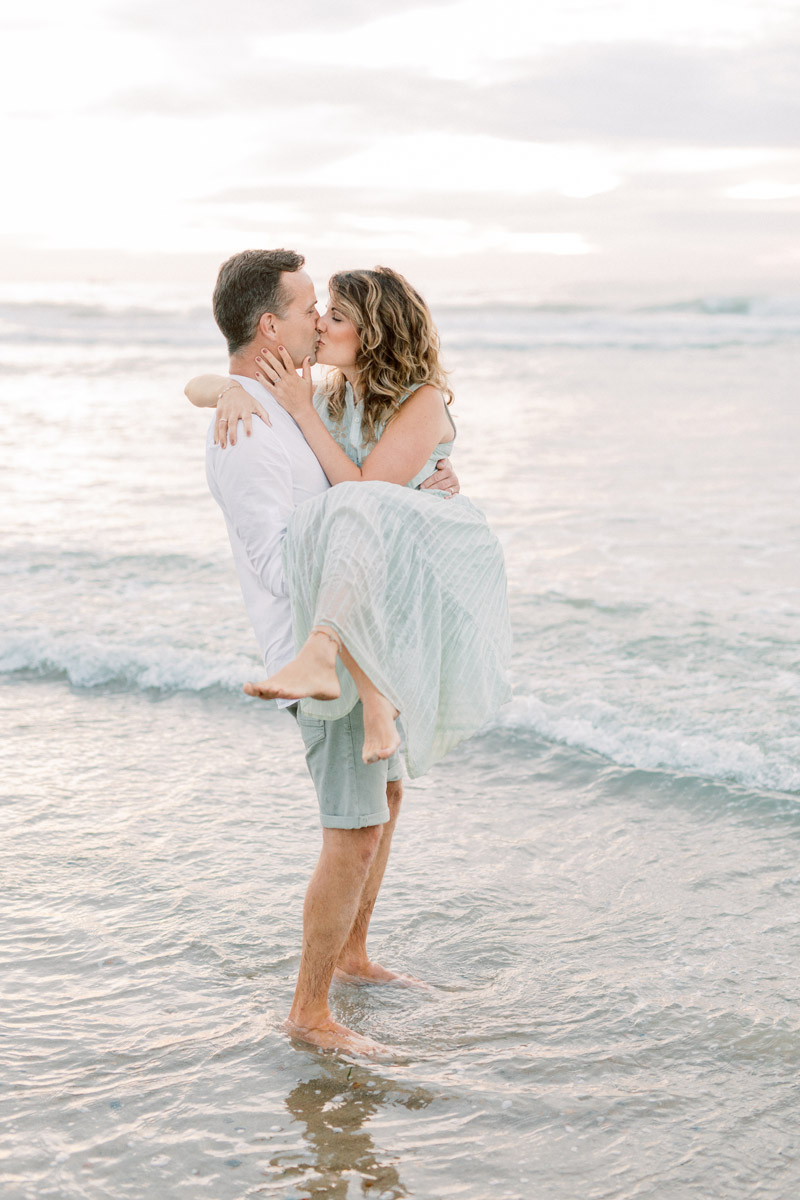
[[206, 406, 289, 450], [206, 415, 292, 482]]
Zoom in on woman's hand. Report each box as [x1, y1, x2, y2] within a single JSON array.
[[255, 346, 314, 417], [216, 385, 271, 448]]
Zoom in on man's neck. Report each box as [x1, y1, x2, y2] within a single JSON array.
[[229, 352, 259, 380]]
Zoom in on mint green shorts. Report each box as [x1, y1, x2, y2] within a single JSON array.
[[290, 703, 403, 829]]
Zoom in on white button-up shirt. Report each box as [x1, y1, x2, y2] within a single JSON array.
[[206, 375, 330, 686]]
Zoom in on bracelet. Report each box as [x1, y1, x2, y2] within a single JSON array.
[[311, 625, 341, 651], [217, 382, 242, 403]]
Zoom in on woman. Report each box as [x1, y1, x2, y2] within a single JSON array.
[[188, 267, 511, 777]]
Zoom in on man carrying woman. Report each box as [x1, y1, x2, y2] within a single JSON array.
[[190, 248, 510, 1055]]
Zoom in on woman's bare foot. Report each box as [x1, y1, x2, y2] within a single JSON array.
[[361, 693, 400, 764], [244, 628, 341, 702], [334, 961, 431, 989], [282, 1016, 390, 1057]]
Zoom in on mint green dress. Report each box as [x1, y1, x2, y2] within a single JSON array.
[[284, 383, 512, 778]]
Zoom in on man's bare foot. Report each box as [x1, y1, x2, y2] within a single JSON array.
[[361, 693, 400, 764], [282, 1016, 390, 1057], [334, 961, 431, 989], [244, 629, 340, 702]]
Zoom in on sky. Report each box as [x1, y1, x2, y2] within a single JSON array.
[[1, 0, 799, 302]]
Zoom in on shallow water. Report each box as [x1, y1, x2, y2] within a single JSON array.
[[2, 290, 800, 1198], [3, 682, 800, 1199]]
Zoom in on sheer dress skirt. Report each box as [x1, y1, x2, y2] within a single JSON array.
[[283, 480, 511, 778]]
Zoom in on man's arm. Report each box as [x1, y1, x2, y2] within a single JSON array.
[[207, 424, 295, 597]]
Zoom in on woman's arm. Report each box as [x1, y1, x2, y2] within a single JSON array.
[[185, 374, 270, 447], [185, 373, 238, 408], [259, 349, 450, 487]]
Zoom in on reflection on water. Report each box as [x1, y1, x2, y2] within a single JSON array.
[[271, 1062, 434, 1198]]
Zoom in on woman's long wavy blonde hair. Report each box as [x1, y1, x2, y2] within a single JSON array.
[[320, 266, 453, 446]]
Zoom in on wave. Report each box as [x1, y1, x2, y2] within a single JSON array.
[[496, 693, 800, 798], [0, 302, 218, 349], [0, 630, 260, 695], [4, 629, 798, 796], [2, 293, 800, 357], [633, 294, 800, 318], [3, 289, 800, 319], [446, 297, 800, 318], [437, 299, 800, 351]]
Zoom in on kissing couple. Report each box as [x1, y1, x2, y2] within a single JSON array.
[[188, 249, 511, 1055]]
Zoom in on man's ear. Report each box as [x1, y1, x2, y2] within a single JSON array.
[[257, 311, 278, 340]]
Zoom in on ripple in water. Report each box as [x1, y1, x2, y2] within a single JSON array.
[[2, 682, 800, 1199]]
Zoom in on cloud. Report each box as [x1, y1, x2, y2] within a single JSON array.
[[199, 184, 579, 224], [101, 33, 800, 155], [190, 190, 596, 259], [726, 181, 800, 199], [3, 0, 799, 294], [487, 38, 800, 146], [111, 0, 455, 37]]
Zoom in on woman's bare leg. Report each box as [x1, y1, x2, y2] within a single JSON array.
[[336, 644, 400, 765], [243, 628, 341, 702], [244, 625, 400, 764]]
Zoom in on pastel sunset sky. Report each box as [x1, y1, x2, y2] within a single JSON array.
[[2, 0, 798, 301]]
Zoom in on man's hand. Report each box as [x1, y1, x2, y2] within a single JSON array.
[[420, 458, 460, 497], [215, 386, 271, 448]]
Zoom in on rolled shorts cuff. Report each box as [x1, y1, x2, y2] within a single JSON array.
[[290, 703, 402, 829], [319, 806, 390, 830]]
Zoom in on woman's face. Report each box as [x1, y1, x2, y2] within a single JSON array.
[[315, 299, 361, 369]]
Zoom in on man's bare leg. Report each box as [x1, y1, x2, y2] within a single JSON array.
[[333, 781, 424, 987], [335, 782, 400, 982], [286, 823, 391, 1056]]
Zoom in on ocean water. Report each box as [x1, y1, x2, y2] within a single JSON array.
[[2, 285, 799, 1200]]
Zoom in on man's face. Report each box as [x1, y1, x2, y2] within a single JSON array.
[[270, 270, 320, 366]]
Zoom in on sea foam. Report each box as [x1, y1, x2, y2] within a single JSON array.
[[0, 629, 259, 695], [3, 627, 797, 796], [496, 692, 800, 797]]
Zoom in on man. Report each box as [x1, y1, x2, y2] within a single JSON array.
[[201, 249, 458, 1055]]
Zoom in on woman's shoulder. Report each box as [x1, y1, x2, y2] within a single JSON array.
[[403, 382, 442, 399], [398, 383, 455, 442], [399, 382, 446, 411]]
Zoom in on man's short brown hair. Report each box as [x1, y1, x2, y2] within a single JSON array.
[[212, 249, 305, 355]]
